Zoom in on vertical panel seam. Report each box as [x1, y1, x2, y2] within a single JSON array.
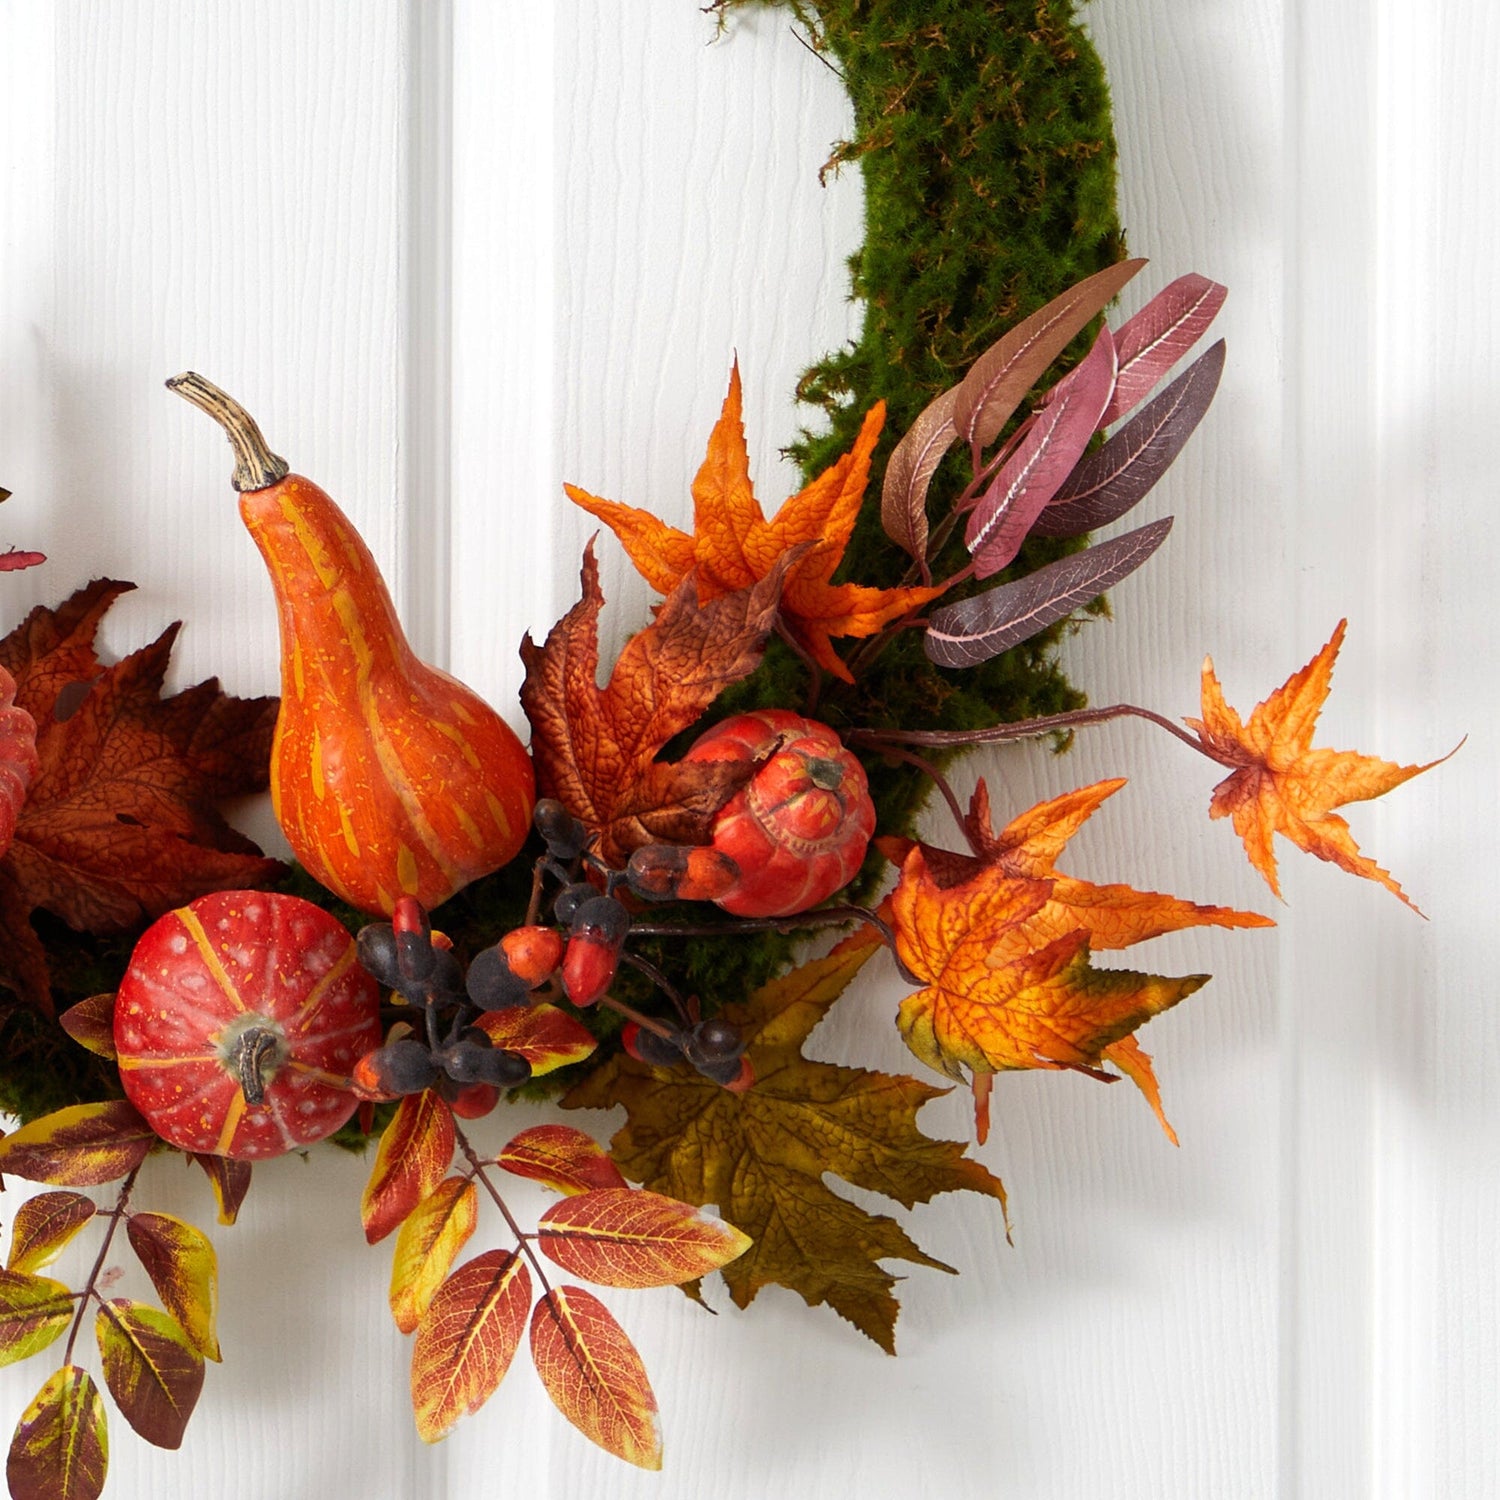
[[403, 0, 455, 666]]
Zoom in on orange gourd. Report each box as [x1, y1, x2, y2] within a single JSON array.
[[169, 373, 535, 915]]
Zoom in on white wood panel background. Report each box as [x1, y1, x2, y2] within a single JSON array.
[[0, 2, 1492, 1497]]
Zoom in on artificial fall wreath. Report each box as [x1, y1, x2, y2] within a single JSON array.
[[0, 2, 1451, 1495]]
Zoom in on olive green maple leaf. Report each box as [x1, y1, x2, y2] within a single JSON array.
[[562, 931, 1007, 1351]]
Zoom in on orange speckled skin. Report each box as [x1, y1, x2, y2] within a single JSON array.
[[686, 709, 875, 917], [114, 891, 382, 1159], [240, 475, 535, 915]]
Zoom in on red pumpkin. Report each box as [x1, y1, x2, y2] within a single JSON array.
[[685, 709, 875, 917], [114, 891, 382, 1160]]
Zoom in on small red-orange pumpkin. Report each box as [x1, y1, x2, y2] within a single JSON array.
[[685, 709, 875, 917], [114, 891, 382, 1160]]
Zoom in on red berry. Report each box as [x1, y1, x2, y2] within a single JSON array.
[[500, 925, 564, 987], [449, 1082, 500, 1119], [561, 897, 629, 1006]]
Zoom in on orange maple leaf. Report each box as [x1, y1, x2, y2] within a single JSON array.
[[890, 847, 1208, 1140], [1186, 620, 1448, 911], [882, 776, 1273, 954], [565, 365, 942, 683]]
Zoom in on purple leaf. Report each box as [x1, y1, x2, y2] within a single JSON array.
[[880, 386, 959, 563], [1032, 341, 1225, 539], [1102, 273, 1227, 426], [924, 517, 1174, 669], [953, 259, 1145, 451], [964, 326, 1116, 578]]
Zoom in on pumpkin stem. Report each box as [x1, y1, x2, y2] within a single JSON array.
[[230, 1026, 282, 1106], [166, 372, 291, 492]]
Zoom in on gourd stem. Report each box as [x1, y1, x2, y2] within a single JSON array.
[[230, 1027, 281, 1106], [166, 371, 291, 492]]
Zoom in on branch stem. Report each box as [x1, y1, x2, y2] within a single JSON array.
[[63, 1165, 140, 1365], [850, 702, 1235, 765]]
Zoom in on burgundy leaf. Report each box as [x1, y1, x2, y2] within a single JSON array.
[[953, 259, 1144, 450], [880, 386, 959, 564], [1102, 273, 1227, 425], [964, 326, 1116, 578], [924, 517, 1174, 669], [1032, 342, 1226, 539]]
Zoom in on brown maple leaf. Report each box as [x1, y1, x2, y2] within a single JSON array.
[[890, 846, 1208, 1139], [562, 930, 1008, 1352], [1185, 620, 1449, 910], [519, 541, 793, 867], [565, 365, 943, 683], [0, 580, 283, 1013]]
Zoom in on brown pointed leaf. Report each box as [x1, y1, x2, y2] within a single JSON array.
[[0, 1102, 155, 1187], [880, 385, 958, 562], [925, 516, 1173, 669], [7, 1193, 96, 1275], [94, 1299, 204, 1450], [190, 1154, 252, 1226], [57, 993, 117, 1060], [6, 1366, 108, 1500], [537, 1187, 751, 1289], [529, 1286, 661, 1470], [411, 1249, 531, 1442], [362, 1091, 456, 1244], [496, 1124, 627, 1196], [389, 1177, 478, 1335], [520, 543, 792, 865], [0, 581, 282, 1012], [471, 1003, 597, 1077], [953, 258, 1145, 449], [125, 1212, 220, 1361], [563, 931, 1008, 1351], [1033, 341, 1226, 539], [0, 1268, 75, 1366], [1103, 272, 1228, 425]]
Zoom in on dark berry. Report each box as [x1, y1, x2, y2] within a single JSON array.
[[355, 1037, 440, 1097], [570, 895, 629, 945], [465, 945, 529, 1010], [552, 881, 598, 926], [694, 1054, 755, 1091], [533, 799, 590, 860], [561, 896, 629, 1007], [428, 947, 465, 998], [626, 844, 740, 902], [683, 1017, 743, 1066], [356, 923, 401, 987], [437, 1036, 532, 1088], [622, 1020, 685, 1068]]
